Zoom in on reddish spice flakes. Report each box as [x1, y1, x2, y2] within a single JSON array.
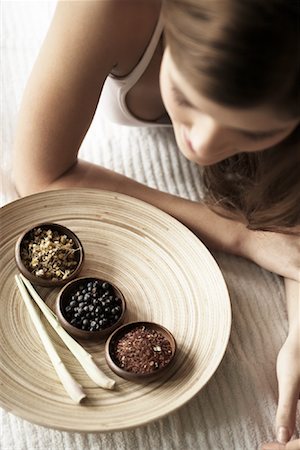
[[112, 326, 173, 374]]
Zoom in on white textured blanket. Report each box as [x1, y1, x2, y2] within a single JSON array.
[[1, 2, 299, 450]]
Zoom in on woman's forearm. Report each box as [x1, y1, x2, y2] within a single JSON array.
[[41, 159, 248, 255], [17, 158, 300, 281], [284, 278, 300, 335]]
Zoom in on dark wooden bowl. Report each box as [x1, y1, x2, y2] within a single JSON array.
[[56, 277, 126, 341], [15, 222, 84, 287], [105, 321, 176, 382]]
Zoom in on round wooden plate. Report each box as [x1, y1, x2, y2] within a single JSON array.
[[0, 189, 231, 431]]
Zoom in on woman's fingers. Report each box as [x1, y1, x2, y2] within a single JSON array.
[[276, 351, 300, 443]]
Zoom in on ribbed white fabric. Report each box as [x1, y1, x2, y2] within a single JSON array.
[[1, 2, 299, 450]]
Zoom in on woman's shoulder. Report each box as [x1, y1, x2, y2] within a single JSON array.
[[54, 0, 162, 76]]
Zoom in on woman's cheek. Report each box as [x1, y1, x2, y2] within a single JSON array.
[[159, 75, 182, 121], [165, 102, 182, 123], [160, 87, 175, 118], [162, 94, 189, 125]]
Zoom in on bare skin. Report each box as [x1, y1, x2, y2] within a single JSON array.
[[263, 440, 300, 450], [12, 0, 300, 445]]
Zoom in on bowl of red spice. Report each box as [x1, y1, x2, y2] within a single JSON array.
[[15, 222, 84, 287], [56, 277, 126, 340], [105, 321, 176, 382]]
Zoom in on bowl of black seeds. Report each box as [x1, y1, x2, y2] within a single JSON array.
[[105, 321, 176, 382], [15, 222, 84, 287], [56, 277, 126, 340]]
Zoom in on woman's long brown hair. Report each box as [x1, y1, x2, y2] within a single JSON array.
[[162, 0, 300, 232]]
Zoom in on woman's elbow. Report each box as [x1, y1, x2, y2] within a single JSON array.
[[12, 165, 49, 198]]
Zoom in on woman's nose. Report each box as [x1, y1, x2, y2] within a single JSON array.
[[188, 118, 234, 161]]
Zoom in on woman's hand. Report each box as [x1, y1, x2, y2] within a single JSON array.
[[275, 330, 300, 443], [240, 228, 300, 281], [262, 330, 300, 450]]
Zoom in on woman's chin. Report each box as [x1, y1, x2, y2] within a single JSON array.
[[178, 145, 225, 166]]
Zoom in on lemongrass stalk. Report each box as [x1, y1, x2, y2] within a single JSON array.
[[19, 274, 115, 390], [15, 275, 86, 404]]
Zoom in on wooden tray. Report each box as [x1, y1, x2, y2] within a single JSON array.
[[0, 189, 231, 431]]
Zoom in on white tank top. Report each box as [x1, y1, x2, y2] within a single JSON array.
[[99, 12, 171, 127]]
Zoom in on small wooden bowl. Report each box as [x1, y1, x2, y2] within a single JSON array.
[[105, 321, 176, 382], [15, 222, 84, 287], [56, 277, 126, 341]]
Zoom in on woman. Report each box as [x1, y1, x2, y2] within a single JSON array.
[[12, 0, 300, 446]]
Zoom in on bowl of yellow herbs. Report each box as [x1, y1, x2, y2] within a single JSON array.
[[15, 222, 84, 287]]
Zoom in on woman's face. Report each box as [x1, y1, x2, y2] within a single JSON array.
[[159, 47, 299, 166]]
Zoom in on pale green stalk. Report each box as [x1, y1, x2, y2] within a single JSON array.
[[18, 274, 115, 390], [15, 274, 86, 404]]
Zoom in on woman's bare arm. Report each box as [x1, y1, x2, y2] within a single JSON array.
[[45, 159, 248, 254], [12, 0, 159, 195], [284, 279, 300, 332]]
